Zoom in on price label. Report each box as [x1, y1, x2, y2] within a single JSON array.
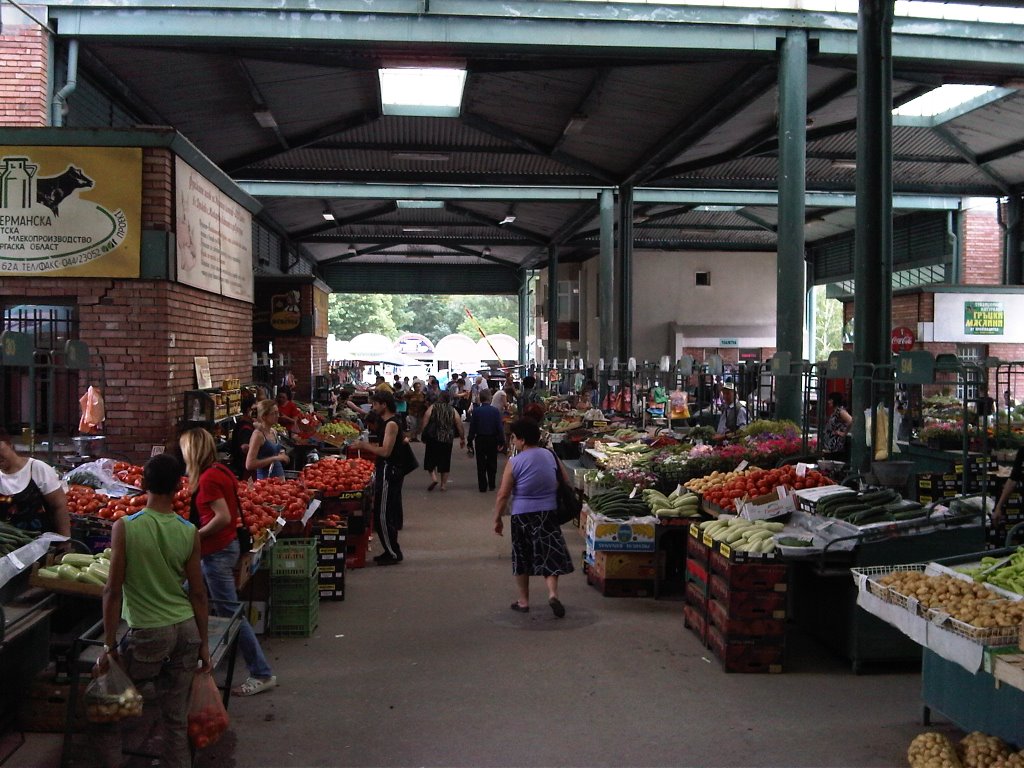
[[736, 460, 749, 472], [720, 543, 731, 558], [702, 532, 714, 547], [629, 484, 640, 499], [7, 552, 25, 570]]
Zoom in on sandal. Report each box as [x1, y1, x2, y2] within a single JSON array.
[[549, 597, 566, 618], [509, 602, 529, 613], [232, 675, 277, 697], [427, 481, 438, 491]]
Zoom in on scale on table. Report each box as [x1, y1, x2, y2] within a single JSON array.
[[60, 435, 107, 469]]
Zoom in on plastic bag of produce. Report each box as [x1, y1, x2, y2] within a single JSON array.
[[187, 673, 229, 749], [85, 658, 144, 723], [79, 385, 106, 434]]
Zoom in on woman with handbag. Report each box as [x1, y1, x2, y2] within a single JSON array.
[[493, 418, 574, 618], [421, 391, 465, 491], [180, 428, 276, 696]]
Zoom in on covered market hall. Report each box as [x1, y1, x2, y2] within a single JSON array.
[[4, 1, 1024, 766]]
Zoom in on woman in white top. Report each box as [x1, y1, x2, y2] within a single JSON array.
[[0, 428, 70, 536]]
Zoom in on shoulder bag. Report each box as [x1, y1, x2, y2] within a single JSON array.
[[549, 449, 582, 526]]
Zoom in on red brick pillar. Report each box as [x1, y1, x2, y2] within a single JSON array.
[[961, 202, 1003, 286], [0, 5, 50, 127]]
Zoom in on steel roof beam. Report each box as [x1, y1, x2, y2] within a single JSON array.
[[624, 63, 780, 186], [633, 188, 962, 209], [734, 209, 778, 233], [306, 235, 535, 246], [292, 201, 399, 239], [460, 112, 616, 183], [976, 137, 1024, 166], [222, 109, 380, 174], [233, 169, 596, 186], [931, 124, 1013, 195], [439, 243, 521, 267], [238, 181, 604, 202], [444, 202, 549, 246], [318, 243, 394, 266], [804, 151, 967, 165], [553, 67, 612, 154]]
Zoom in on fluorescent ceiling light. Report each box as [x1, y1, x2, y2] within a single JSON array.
[[379, 66, 467, 118], [322, 210, 335, 221], [396, 200, 444, 208], [253, 109, 278, 128], [694, 205, 742, 212], [402, 227, 440, 233], [893, 84, 997, 118], [391, 151, 451, 162], [562, 114, 588, 136], [831, 160, 858, 170], [499, 215, 517, 225]]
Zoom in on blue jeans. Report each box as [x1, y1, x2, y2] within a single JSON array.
[[202, 539, 273, 679]]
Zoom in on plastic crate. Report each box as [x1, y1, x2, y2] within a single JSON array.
[[271, 573, 319, 606], [271, 539, 318, 578], [269, 600, 318, 637]]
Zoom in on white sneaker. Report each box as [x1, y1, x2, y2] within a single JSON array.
[[232, 675, 277, 697]]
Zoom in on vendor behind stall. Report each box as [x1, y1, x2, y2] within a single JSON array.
[[0, 428, 70, 537], [275, 388, 302, 430], [716, 381, 749, 435]]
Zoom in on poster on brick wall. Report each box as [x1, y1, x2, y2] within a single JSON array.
[[313, 286, 329, 338], [0, 146, 141, 277], [175, 157, 254, 303], [934, 292, 1024, 343]]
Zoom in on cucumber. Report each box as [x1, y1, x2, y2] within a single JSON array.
[[858, 489, 899, 506], [849, 509, 893, 525]]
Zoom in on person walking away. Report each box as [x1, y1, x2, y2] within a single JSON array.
[[820, 392, 853, 461], [180, 429, 276, 697], [716, 381, 749, 435], [518, 376, 543, 414], [422, 391, 465, 491], [468, 388, 505, 492], [97, 454, 210, 768], [228, 394, 257, 479], [493, 419, 573, 618], [246, 400, 290, 479], [353, 392, 406, 565], [0, 428, 70, 537], [406, 381, 427, 441]]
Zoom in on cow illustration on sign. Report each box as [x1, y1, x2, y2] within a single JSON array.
[[35, 166, 94, 216]]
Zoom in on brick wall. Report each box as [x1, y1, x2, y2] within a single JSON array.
[[0, 18, 48, 127], [0, 279, 252, 459], [962, 208, 1002, 286], [142, 148, 174, 231]]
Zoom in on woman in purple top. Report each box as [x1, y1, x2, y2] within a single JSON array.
[[493, 419, 574, 618]]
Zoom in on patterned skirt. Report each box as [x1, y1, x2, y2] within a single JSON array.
[[510, 511, 575, 577]]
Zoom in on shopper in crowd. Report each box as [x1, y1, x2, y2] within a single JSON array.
[[228, 394, 257, 479], [577, 380, 599, 410], [491, 381, 508, 413], [0, 428, 70, 537], [716, 381, 749, 435], [275, 388, 302, 430], [281, 369, 297, 391], [97, 453, 210, 768], [353, 392, 407, 565], [493, 418, 573, 618], [406, 380, 427, 441], [820, 392, 853, 460], [375, 374, 394, 394], [180, 429, 276, 696], [518, 376, 543, 413], [422, 391, 465, 491], [246, 400, 289, 480], [994, 444, 1024, 528], [467, 388, 505, 493]]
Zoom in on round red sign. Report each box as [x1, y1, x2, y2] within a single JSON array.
[[891, 326, 916, 353]]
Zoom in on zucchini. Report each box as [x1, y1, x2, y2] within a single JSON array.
[[59, 553, 97, 569]]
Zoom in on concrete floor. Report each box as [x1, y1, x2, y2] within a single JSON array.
[[9, 444, 955, 768]]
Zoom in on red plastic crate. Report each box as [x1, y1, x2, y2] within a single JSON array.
[[685, 579, 708, 611], [586, 570, 654, 597], [686, 531, 711, 564], [685, 556, 709, 587], [709, 551, 788, 591], [345, 530, 370, 569], [709, 574, 787, 619], [707, 625, 784, 673], [707, 598, 786, 641], [683, 603, 708, 646]]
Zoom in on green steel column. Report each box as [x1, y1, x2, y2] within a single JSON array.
[[851, 0, 895, 472], [599, 189, 616, 361], [518, 268, 530, 364], [618, 185, 634, 359], [1005, 196, 1022, 285], [776, 29, 807, 423], [547, 245, 559, 365]]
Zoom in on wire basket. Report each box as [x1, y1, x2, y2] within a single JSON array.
[[850, 564, 927, 608], [924, 610, 1022, 647]]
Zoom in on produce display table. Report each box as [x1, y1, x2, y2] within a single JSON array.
[[922, 649, 1024, 748], [792, 521, 986, 672]]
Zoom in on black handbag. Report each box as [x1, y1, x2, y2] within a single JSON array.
[[550, 450, 582, 526], [390, 439, 420, 477]]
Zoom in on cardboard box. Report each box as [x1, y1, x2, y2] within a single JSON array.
[[738, 488, 795, 522], [592, 551, 657, 580], [585, 511, 657, 553]]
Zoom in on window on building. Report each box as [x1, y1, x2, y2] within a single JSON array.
[[696, 271, 711, 286], [956, 344, 986, 401], [557, 280, 580, 322]]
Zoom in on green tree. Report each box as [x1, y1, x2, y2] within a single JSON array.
[[814, 286, 844, 361], [328, 293, 398, 339], [457, 314, 517, 339], [396, 295, 463, 340]]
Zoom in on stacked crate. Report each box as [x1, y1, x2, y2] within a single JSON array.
[[313, 520, 347, 601], [269, 539, 319, 637], [706, 548, 788, 673], [917, 455, 997, 505], [683, 525, 711, 644]]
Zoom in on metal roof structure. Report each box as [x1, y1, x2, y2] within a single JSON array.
[[33, 0, 1024, 275]]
